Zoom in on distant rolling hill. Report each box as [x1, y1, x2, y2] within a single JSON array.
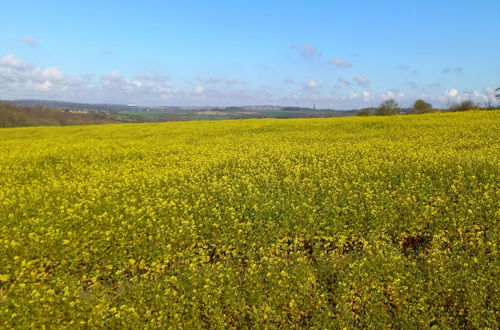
[[8, 99, 145, 112], [0, 101, 124, 128], [2, 99, 360, 127]]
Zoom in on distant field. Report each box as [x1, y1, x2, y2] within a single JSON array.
[[2, 101, 360, 127], [117, 108, 357, 121], [0, 111, 498, 327]]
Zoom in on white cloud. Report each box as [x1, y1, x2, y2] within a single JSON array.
[[225, 78, 237, 85], [0, 55, 178, 103], [43, 67, 64, 80], [303, 80, 320, 91], [1, 54, 25, 67], [2, 54, 494, 109], [437, 88, 497, 107], [100, 70, 127, 88], [362, 91, 371, 102], [307, 80, 319, 88], [0, 57, 380, 107], [18, 36, 38, 47], [329, 57, 352, 68], [446, 88, 459, 97], [353, 76, 370, 87], [340, 89, 409, 105], [382, 90, 405, 100], [36, 80, 52, 91], [0, 54, 69, 92]]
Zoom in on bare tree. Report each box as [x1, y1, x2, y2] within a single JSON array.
[[496, 87, 500, 103], [485, 95, 495, 109], [449, 100, 478, 112], [376, 99, 400, 116]]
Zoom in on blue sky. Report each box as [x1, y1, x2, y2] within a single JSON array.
[[1, 0, 499, 108]]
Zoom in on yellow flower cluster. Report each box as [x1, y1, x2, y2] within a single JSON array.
[[0, 111, 498, 327]]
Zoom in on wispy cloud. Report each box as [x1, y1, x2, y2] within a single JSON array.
[[442, 66, 463, 74], [197, 76, 222, 84], [329, 57, 352, 68], [353, 76, 370, 87], [291, 43, 321, 57], [407, 82, 418, 89], [18, 36, 39, 47], [398, 64, 418, 75], [198, 76, 238, 85], [134, 72, 171, 84], [337, 77, 351, 86]]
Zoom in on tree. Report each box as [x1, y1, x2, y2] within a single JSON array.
[[357, 108, 373, 116], [496, 87, 500, 103], [376, 99, 399, 116], [485, 94, 495, 109], [449, 100, 478, 112], [412, 99, 433, 114]]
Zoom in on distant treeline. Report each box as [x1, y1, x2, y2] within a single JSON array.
[[357, 99, 498, 116]]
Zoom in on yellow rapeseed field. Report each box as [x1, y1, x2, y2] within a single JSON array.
[[0, 111, 499, 327]]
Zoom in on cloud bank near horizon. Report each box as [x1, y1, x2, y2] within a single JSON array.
[[0, 54, 497, 109]]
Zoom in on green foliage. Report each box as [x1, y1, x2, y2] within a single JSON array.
[[412, 99, 434, 114], [0, 111, 498, 327], [375, 99, 400, 116], [357, 108, 373, 116]]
